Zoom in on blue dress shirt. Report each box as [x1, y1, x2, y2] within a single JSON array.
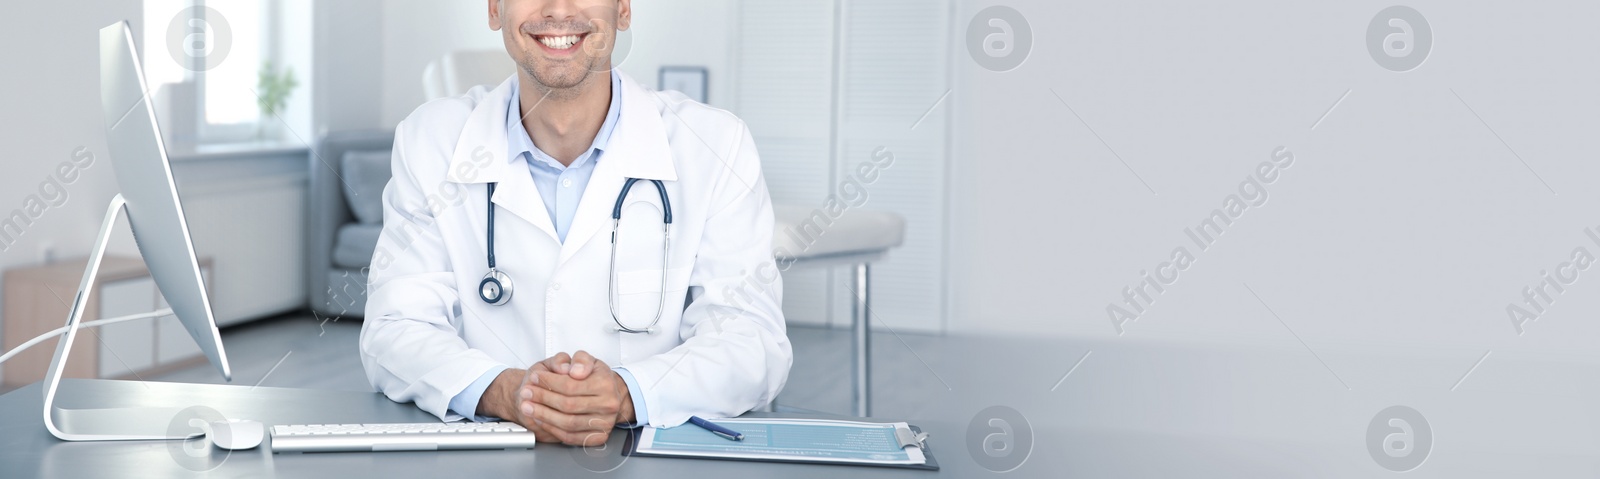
[[447, 71, 650, 427]]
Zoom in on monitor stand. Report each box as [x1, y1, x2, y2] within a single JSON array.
[[41, 194, 189, 441]]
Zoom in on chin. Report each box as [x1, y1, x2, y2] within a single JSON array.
[[525, 60, 604, 92]]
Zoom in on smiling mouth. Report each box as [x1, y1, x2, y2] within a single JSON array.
[[534, 33, 588, 51]]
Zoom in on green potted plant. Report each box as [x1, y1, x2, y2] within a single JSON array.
[[256, 61, 298, 140]]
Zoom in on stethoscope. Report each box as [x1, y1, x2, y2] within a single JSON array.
[[478, 179, 673, 334]]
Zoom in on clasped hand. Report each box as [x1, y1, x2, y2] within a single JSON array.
[[484, 351, 635, 446]]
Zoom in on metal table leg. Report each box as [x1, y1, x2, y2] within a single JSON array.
[[852, 263, 871, 417]]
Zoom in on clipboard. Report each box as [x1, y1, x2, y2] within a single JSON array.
[[621, 418, 940, 471]]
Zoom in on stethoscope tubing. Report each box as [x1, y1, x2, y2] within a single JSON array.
[[480, 179, 672, 335]]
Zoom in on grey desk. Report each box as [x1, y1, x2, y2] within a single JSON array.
[[0, 379, 950, 478], [3, 332, 1598, 478]]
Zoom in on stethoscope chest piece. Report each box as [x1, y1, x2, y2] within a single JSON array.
[[480, 268, 513, 306], [479, 182, 514, 306]]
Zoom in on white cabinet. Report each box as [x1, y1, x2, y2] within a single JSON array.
[[94, 267, 211, 379], [172, 150, 308, 327], [2, 256, 213, 390], [97, 278, 157, 376]]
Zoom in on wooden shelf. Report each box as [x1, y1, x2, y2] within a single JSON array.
[[3, 255, 212, 390]]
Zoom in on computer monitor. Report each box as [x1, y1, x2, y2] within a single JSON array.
[[98, 20, 231, 381], [39, 20, 233, 441]]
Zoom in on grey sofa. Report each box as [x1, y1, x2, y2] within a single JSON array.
[[308, 130, 394, 318]]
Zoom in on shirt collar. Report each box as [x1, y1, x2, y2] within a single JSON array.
[[506, 70, 623, 169]]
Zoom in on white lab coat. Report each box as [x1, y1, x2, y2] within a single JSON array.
[[359, 72, 791, 427]]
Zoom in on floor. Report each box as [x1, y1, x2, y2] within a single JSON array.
[[147, 311, 951, 418]]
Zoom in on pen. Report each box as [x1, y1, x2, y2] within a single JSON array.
[[688, 416, 744, 441]]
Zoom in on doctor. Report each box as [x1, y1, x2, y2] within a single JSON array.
[[360, 0, 791, 446]]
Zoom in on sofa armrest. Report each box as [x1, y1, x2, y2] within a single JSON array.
[[308, 129, 394, 317]]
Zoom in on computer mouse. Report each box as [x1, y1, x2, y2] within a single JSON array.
[[208, 419, 264, 450]]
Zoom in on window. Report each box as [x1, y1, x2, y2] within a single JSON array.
[[144, 0, 290, 145]]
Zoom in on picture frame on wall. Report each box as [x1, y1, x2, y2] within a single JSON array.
[[659, 66, 709, 104]]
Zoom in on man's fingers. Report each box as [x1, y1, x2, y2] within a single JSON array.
[[535, 432, 563, 444], [528, 369, 575, 394], [500, 401, 557, 442], [519, 363, 549, 391], [573, 430, 610, 447], [532, 352, 572, 376], [569, 351, 599, 379], [530, 417, 575, 445], [528, 401, 610, 438], [536, 350, 611, 381], [524, 382, 576, 414], [519, 418, 557, 442], [524, 379, 621, 416], [528, 369, 612, 397], [537, 425, 607, 447], [539, 352, 573, 375]]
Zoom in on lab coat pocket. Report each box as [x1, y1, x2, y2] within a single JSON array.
[[613, 267, 692, 328]]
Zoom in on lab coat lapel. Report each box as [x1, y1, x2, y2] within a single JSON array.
[[558, 73, 677, 266], [489, 159, 558, 243], [560, 155, 625, 266], [445, 75, 559, 243]]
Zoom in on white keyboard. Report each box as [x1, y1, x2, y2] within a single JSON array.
[[270, 422, 538, 453]]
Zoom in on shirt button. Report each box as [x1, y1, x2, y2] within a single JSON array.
[[562, 178, 573, 188], [552, 282, 562, 291]]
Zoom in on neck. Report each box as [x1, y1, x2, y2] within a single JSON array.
[[518, 71, 612, 167]]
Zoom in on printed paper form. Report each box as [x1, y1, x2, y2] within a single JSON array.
[[636, 418, 927, 465]]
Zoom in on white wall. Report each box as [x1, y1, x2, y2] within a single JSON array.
[[946, 0, 1600, 359], [377, 0, 504, 128], [313, 0, 384, 133], [0, 0, 147, 385], [620, 0, 735, 108]]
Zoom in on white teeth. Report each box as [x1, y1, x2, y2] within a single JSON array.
[[538, 35, 580, 49]]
